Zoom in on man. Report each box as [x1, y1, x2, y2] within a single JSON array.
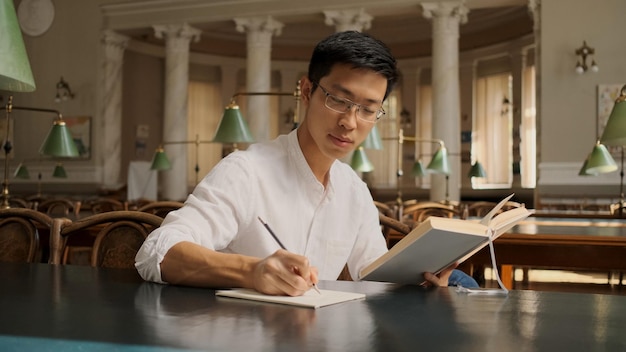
[[136, 31, 476, 295]]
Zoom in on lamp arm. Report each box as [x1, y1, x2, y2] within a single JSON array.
[[230, 80, 302, 129]]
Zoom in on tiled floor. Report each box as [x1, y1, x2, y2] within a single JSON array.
[[483, 268, 626, 295]]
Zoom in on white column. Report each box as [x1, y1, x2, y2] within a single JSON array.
[[101, 30, 129, 190], [528, 0, 541, 197], [234, 16, 283, 142], [422, 1, 468, 202], [324, 9, 372, 32], [153, 24, 201, 201]]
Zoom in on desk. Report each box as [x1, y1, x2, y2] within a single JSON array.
[[465, 217, 626, 288], [1, 263, 626, 351]]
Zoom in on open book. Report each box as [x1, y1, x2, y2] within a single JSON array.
[[216, 288, 366, 309], [359, 194, 533, 284]]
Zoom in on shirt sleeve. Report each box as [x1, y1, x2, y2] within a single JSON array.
[[135, 153, 255, 283]]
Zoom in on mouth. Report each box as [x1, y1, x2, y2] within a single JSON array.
[[329, 134, 354, 148]]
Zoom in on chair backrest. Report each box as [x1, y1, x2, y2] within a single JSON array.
[[137, 201, 184, 218], [373, 200, 396, 218], [36, 198, 81, 219], [88, 198, 127, 214], [402, 202, 460, 223], [467, 200, 525, 217], [55, 211, 163, 268], [0, 208, 54, 263]]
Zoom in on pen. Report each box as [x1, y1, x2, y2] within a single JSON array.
[[257, 216, 321, 294]]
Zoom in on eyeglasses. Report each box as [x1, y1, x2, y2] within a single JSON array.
[[315, 83, 385, 123]]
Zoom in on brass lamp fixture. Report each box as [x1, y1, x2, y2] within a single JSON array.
[[390, 128, 450, 206], [54, 76, 75, 102], [214, 81, 302, 150], [574, 41, 599, 74], [150, 134, 214, 184], [598, 85, 626, 215], [0, 0, 79, 208]]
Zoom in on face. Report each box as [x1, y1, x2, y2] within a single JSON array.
[[299, 63, 388, 165]]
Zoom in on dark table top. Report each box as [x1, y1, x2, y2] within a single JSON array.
[[1, 263, 626, 351]]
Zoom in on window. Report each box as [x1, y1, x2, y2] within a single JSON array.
[[472, 73, 513, 188]]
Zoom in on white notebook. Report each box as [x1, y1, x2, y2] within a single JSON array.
[[216, 288, 366, 309]]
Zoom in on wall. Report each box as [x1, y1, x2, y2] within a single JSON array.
[[538, 0, 626, 199]]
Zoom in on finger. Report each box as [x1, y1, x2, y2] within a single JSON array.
[[423, 272, 443, 287]]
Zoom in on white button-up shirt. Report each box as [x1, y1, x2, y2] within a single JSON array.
[[135, 130, 387, 283]]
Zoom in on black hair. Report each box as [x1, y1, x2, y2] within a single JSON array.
[[307, 31, 399, 100]]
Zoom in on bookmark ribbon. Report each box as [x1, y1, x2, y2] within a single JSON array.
[[456, 227, 509, 295]]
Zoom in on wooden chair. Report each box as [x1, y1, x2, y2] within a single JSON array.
[[87, 197, 127, 214], [0, 208, 55, 263], [467, 200, 524, 217], [373, 200, 396, 218], [36, 198, 82, 219], [52, 211, 163, 268], [8, 197, 32, 209], [380, 213, 414, 249], [137, 201, 184, 218], [402, 202, 460, 223]]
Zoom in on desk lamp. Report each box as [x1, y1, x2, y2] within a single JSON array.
[[0, 0, 79, 208], [599, 85, 626, 214]]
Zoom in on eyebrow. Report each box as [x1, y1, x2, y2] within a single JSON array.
[[328, 83, 383, 105]]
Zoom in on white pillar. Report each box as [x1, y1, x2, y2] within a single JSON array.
[[100, 30, 129, 190], [511, 50, 526, 188], [323, 9, 372, 32], [153, 24, 201, 201], [234, 16, 283, 142], [528, 0, 541, 200], [422, 1, 468, 202]]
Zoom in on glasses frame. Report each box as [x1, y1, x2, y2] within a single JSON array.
[[314, 82, 385, 123]]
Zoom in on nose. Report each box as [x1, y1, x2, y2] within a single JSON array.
[[338, 105, 359, 130]]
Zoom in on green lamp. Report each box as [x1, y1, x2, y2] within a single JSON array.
[[39, 119, 80, 157], [52, 163, 67, 178], [150, 146, 172, 171], [580, 141, 617, 176], [468, 161, 487, 178], [411, 160, 428, 177], [14, 163, 29, 179], [362, 125, 383, 150], [212, 102, 255, 149], [599, 85, 626, 146], [350, 146, 374, 173], [0, 0, 35, 92], [426, 145, 450, 175]]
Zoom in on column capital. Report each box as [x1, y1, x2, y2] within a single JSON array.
[[323, 9, 373, 32], [234, 16, 284, 37], [421, 1, 469, 24], [153, 23, 201, 43], [101, 30, 130, 50]]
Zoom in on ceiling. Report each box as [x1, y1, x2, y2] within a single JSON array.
[[106, 1, 534, 60]]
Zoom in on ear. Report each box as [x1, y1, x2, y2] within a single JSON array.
[[300, 77, 313, 106]]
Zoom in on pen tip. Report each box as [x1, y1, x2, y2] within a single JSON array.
[[257, 216, 264, 224]]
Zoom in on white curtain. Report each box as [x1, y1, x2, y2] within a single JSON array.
[[521, 66, 537, 188], [473, 73, 512, 188], [187, 81, 223, 188]]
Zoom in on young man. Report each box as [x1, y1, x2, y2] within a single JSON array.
[[135, 31, 476, 295]]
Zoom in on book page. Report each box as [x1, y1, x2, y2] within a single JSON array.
[[479, 193, 515, 225], [216, 288, 366, 309], [490, 206, 535, 237]]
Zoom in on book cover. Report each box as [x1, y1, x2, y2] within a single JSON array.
[[359, 195, 532, 284], [216, 288, 366, 309]]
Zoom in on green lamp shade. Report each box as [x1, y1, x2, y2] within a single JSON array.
[[426, 146, 450, 175], [212, 104, 255, 144], [599, 86, 626, 146], [581, 142, 617, 175], [39, 120, 80, 157], [350, 147, 374, 172], [0, 0, 35, 92], [411, 160, 428, 177], [52, 164, 67, 178], [468, 161, 487, 178], [362, 125, 383, 150], [150, 147, 172, 171], [14, 163, 29, 179]]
